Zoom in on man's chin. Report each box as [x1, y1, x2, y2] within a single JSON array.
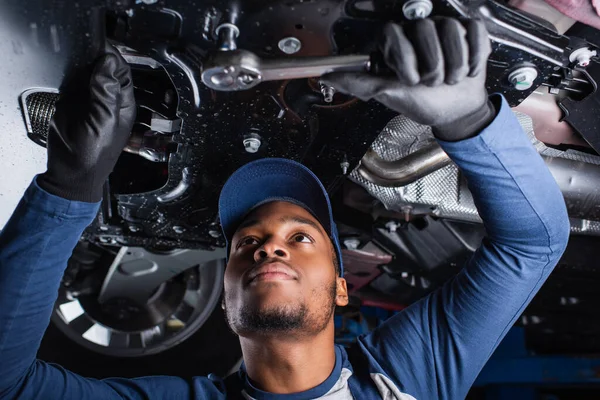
[[231, 301, 307, 335]]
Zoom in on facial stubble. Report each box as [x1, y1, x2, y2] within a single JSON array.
[[224, 279, 338, 337]]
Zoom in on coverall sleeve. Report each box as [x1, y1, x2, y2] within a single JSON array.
[[0, 179, 225, 399], [356, 94, 571, 399]]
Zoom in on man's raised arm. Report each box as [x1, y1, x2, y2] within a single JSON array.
[[323, 18, 570, 399], [0, 43, 136, 398], [355, 95, 569, 399], [0, 179, 99, 397]]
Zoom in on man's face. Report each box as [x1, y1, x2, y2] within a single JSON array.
[[223, 201, 348, 338]]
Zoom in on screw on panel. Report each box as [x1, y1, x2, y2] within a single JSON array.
[[173, 225, 185, 234], [243, 137, 262, 153], [508, 67, 538, 91], [278, 37, 302, 54], [402, 0, 433, 20]]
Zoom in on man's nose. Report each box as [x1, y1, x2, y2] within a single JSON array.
[[254, 237, 289, 262]]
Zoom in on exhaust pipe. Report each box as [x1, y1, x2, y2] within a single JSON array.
[[358, 143, 452, 187], [358, 142, 600, 221]]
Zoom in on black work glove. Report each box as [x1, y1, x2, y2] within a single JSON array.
[[37, 43, 136, 203], [321, 18, 495, 142]]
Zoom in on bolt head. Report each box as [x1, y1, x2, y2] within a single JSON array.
[[278, 37, 302, 54], [173, 225, 185, 234], [402, 0, 433, 20], [243, 137, 262, 153]]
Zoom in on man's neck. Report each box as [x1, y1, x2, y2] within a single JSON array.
[[240, 327, 337, 394]]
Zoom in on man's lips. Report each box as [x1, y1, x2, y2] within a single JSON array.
[[247, 261, 297, 284]]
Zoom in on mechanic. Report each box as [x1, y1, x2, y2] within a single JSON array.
[[0, 18, 569, 400]]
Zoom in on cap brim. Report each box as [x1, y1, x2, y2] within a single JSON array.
[[218, 158, 344, 276]]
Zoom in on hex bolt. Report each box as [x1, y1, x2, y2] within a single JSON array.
[[243, 137, 262, 153], [208, 230, 221, 238], [173, 225, 185, 234], [140, 0, 158, 4], [402, 0, 433, 20], [508, 67, 538, 91], [129, 225, 140, 233], [278, 37, 302, 54], [343, 238, 361, 250]]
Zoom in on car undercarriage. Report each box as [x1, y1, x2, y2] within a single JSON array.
[[2, 0, 600, 377]]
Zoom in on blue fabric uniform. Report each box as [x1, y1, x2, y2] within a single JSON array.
[[0, 95, 570, 400]]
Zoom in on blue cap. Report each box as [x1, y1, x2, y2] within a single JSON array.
[[218, 158, 344, 276]]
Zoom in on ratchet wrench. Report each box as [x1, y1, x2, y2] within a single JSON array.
[[201, 49, 384, 91]]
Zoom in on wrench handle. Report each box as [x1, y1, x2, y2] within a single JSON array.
[[201, 50, 394, 91], [259, 55, 371, 82]]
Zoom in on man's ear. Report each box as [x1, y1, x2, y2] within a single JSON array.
[[335, 277, 349, 307]]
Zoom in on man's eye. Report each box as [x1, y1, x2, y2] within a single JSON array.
[[239, 237, 259, 248], [293, 233, 312, 243]]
